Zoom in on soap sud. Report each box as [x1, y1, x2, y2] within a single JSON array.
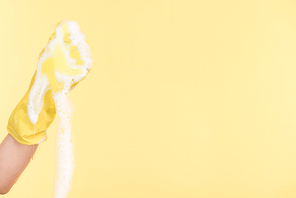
[[28, 20, 92, 125], [53, 92, 75, 198], [26, 20, 92, 198]]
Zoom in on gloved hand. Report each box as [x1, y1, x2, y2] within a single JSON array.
[[7, 20, 92, 145]]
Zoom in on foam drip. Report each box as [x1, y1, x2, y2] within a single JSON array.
[[53, 91, 75, 198]]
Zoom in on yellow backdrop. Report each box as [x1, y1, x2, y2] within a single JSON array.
[[1, 0, 296, 197]]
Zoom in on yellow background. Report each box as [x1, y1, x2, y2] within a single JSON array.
[[1, 0, 296, 197]]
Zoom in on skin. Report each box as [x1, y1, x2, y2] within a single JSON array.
[[0, 134, 38, 194]]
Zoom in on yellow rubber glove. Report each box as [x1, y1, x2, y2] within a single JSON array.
[[7, 20, 92, 145], [7, 73, 56, 145]]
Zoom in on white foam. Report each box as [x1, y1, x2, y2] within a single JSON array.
[[26, 20, 92, 198], [27, 20, 92, 124], [53, 91, 75, 198]]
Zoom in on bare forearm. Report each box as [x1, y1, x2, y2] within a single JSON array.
[[0, 134, 38, 194]]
